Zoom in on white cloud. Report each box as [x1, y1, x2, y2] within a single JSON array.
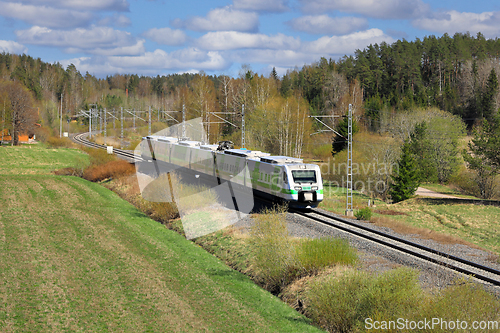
[[196, 31, 300, 51], [413, 11, 500, 38], [143, 28, 188, 46], [308, 28, 395, 55], [298, 0, 430, 19], [0, 1, 93, 28], [287, 15, 368, 35], [108, 48, 229, 72], [9, 0, 129, 11], [15, 26, 144, 56], [0, 40, 27, 54], [172, 6, 259, 32], [233, 0, 289, 13]]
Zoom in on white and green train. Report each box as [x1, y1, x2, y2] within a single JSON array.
[[139, 136, 323, 209]]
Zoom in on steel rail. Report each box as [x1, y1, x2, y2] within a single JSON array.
[[291, 208, 500, 287], [71, 132, 142, 162]]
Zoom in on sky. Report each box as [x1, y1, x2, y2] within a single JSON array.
[[0, 0, 499, 78]]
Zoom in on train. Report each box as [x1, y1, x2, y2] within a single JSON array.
[[138, 135, 323, 209]]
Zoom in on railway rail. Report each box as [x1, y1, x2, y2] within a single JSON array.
[[72, 132, 141, 163], [291, 208, 500, 287], [72, 132, 500, 287]]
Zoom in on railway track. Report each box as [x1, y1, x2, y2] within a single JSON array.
[[291, 208, 500, 287], [72, 132, 141, 163]]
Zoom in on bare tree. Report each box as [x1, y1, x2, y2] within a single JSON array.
[[0, 80, 37, 146]]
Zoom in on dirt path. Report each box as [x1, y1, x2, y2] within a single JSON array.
[[415, 187, 459, 199]]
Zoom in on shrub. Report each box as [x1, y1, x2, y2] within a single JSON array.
[[354, 207, 372, 221], [54, 167, 84, 178], [248, 205, 298, 293], [34, 127, 51, 143], [305, 267, 423, 332], [296, 238, 357, 274], [312, 144, 332, 161], [81, 147, 116, 166], [415, 279, 500, 331], [248, 206, 358, 293], [46, 136, 74, 148], [83, 160, 135, 182]]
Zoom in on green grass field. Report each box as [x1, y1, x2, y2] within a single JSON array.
[[0, 146, 322, 332], [0, 144, 88, 175]]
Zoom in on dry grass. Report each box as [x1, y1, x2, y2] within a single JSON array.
[[45, 136, 75, 148], [92, 135, 123, 147], [82, 159, 136, 182], [369, 215, 483, 248]]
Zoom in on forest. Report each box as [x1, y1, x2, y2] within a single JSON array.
[[1, 32, 499, 200]]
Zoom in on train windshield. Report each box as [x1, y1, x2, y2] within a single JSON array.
[[291, 170, 316, 184]]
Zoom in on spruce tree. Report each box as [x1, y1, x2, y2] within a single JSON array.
[[482, 68, 499, 120], [390, 141, 420, 203], [331, 116, 359, 155]]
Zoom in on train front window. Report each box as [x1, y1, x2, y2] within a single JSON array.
[[291, 170, 316, 184]]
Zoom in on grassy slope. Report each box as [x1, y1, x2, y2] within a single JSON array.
[[0, 146, 321, 332], [321, 184, 500, 254], [0, 145, 88, 175]]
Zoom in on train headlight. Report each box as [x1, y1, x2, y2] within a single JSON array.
[[294, 186, 301, 191], [312, 186, 318, 190]]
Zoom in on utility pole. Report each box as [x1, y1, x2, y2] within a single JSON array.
[[60, 93, 63, 138], [89, 108, 92, 139], [148, 106, 152, 136], [120, 107, 123, 149], [182, 104, 186, 138], [206, 101, 210, 144], [1, 101, 5, 145], [345, 104, 353, 217], [241, 104, 245, 148], [104, 108, 107, 146]]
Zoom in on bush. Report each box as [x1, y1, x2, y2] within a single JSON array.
[[296, 238, 357, 274], [248, 206, 358, 293], [415, 279, 500, 331], [81, 147, 116, 166], [248, 205, 296, 293], [54, 167, 84, 178], [312, 144, 332, 161], [46, 136, 74, 148], [34, 127, 51, 143], [354, 207, 372, 221], [83, 160, 135, 182], [305, 267, 423, 332]]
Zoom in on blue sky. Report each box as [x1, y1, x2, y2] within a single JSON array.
[[1, 0, 499, 78]]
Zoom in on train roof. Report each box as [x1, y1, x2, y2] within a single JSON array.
[[178, 140, 201, 147], [200, 144, 218, 151], [260, 156, 303, 164], [223, 149, 270, 159]]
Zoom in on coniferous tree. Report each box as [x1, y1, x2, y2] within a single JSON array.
[[390, 141, 420, 203], [482, 68, 499, 120], [331, 116, 359, 155]]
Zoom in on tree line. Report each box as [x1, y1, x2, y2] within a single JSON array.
[[1, 31, 499, 199]]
